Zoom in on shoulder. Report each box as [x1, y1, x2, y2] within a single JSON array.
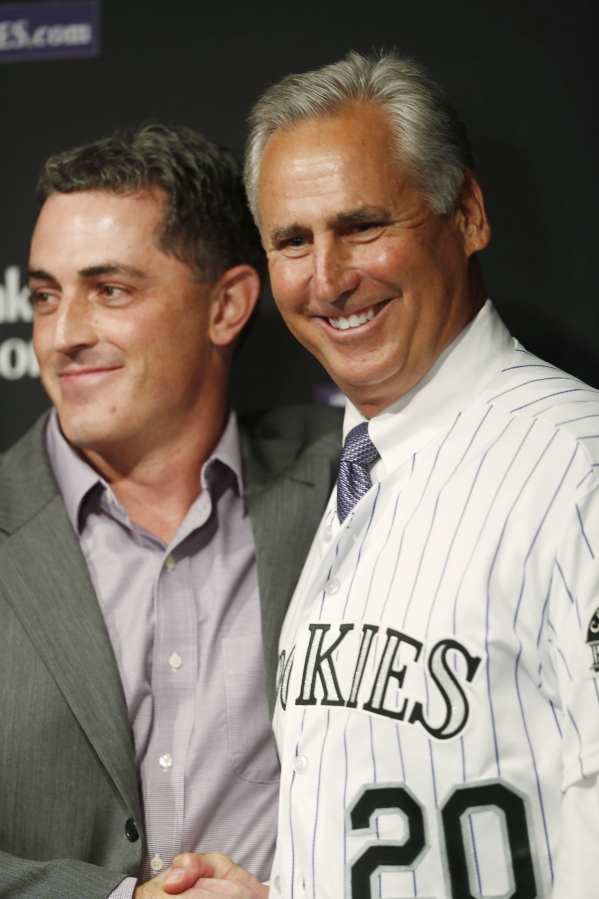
[[0, 412, 59, 533], [238, 404, 343, 487], [483, 343, 599, 465], [0, 412, 52, 476], [238, 403, 343, 448]]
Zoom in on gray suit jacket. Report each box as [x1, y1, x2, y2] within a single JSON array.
[[0, 405, 342, 899]]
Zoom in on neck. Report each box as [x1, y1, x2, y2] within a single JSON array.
[[81, 400, 228, 546]]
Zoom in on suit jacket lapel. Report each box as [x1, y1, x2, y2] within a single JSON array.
[[0, 422, 141, 824], [241, 421, 341, 712]]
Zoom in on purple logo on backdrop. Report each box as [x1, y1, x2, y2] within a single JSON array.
[[0, 1, 99, 62]]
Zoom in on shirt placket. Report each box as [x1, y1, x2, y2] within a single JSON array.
[[142, 547, 198, 879]]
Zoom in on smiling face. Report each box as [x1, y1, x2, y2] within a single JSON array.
[[258, 104, 490, 416], [29, 189, 222, 464]]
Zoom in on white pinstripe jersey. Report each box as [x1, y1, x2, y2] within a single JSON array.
[[270, 305, 599, 899]]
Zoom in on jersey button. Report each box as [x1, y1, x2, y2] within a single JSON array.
[[293, 754, 308, 773], [324, 577, 340, 595]]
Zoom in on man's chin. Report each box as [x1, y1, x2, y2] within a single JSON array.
[[56, 411, 125, 455]]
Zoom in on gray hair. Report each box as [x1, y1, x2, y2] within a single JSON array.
[[38, 123, 265, 282], [245, 51, 473, 224]]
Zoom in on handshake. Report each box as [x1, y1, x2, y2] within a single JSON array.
[[134, 853, 268, 899]]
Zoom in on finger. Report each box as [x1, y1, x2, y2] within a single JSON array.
[[163, 853, 214, 893], [183, 880, 252, 898], [198, 852, 262, 888], [193, 852, 235, 880], [187, 878, 269, 899]]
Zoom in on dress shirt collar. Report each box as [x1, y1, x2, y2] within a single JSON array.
[[46, 408, 244, 535], [343, 300, 515, 476]]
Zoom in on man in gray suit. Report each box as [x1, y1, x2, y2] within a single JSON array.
[[0, 124, 341, 899]]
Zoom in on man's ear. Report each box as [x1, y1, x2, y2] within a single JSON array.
[[208, 265, 261, 347], [455, 170, 491, 257]]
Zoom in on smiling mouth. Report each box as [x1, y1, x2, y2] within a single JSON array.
[[326, 300, 389, 331], [58, 366, 121, 382]]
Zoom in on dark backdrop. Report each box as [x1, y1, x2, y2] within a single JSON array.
[[0, 0, 597, 451]]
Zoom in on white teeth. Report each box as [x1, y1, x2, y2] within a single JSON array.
[[335, 316, 351, 330], [328, 305, 376, 330]]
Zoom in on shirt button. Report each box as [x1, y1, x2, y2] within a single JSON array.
[[105, 489, 116, 505], [324, 577, 340, 595], [322, 524, 333, 542], [159, 753, 173, 770], [169, 652, 183, 670], [150, 855, 164, 872], [293, 754, 308, 773], [165, 555, 176, 571]]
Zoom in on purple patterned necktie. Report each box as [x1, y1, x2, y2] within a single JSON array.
[[337, 422, 380, 523]]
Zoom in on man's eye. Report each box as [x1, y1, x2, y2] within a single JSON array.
[[99, 284, 128, 301], [352, 222, 381, 233], [282, 236, 306, 249], [30, 290, 55, 308]]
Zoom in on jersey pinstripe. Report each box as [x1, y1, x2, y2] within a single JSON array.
[[270, 342, 599, 899]]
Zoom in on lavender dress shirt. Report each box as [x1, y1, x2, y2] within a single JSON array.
[[46, 410, 280, 897]]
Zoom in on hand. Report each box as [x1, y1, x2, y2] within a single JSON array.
[[133, 852, 268, 898], [133, 856, 206, 898], [163, 852, 268, 898]]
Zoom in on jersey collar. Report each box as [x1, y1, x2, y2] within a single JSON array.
[[343, 300, 515, 481]]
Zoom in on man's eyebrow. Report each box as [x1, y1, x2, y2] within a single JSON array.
[[269, 207, 393, 243], [27, 267, 54, 282], [79, 263, 147, 280], [27, 262, 148, 282], [270, 223, 306, 244], [335, 206, 392, 225]]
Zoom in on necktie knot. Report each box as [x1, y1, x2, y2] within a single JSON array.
[[337, 423, 379, 523]]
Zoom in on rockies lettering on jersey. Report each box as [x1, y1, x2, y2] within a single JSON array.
[[283, 624, 481, 739]]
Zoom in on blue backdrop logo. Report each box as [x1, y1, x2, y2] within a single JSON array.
[[0, 1, 99, 63]]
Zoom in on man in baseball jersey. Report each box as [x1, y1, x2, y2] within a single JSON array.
[[181, 51, 599, 898]]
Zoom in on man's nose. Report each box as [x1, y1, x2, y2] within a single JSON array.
[[53, 293, 98, 352], [311, 239, 361, 304]]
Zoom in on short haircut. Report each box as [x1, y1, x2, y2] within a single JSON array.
[[245, 51, 473, 223], [37, 122, 265, 282]]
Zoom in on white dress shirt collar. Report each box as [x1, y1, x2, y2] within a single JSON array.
[[46, 407, 244, 536]]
